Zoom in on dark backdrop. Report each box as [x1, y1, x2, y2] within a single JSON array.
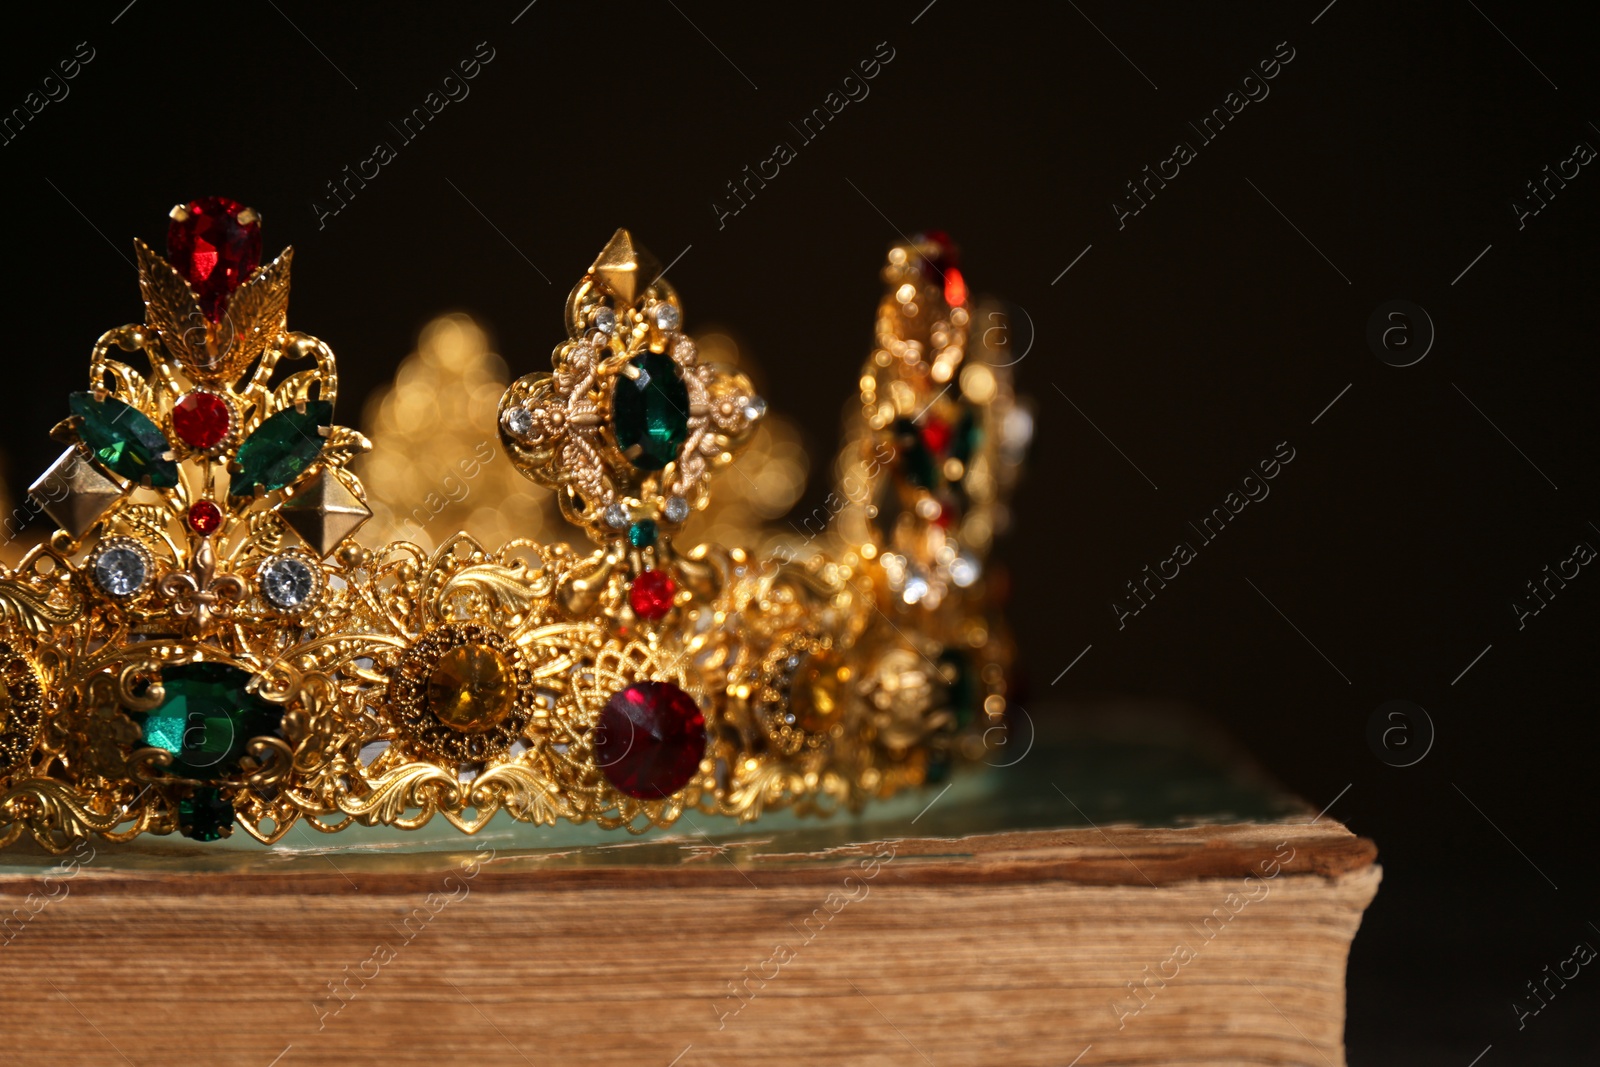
[[4, 1, 1597, 1061]]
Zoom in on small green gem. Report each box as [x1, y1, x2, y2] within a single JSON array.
[[894, 418, 937, 490], [68, 392, 178, 488], [951, 408, 980, 465], [628, 519, 658, 548], [233, 401, 333, 494], [178, 787, 235, 842], [128, 662, 284, 782], [611, 353, 689, 471]]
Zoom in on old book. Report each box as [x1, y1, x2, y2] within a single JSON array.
[[0, 702, 1378, 1066]]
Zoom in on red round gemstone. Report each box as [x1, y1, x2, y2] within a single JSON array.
[[167, 197, 262, 323], [172, 391, 232, 450], [921, 417, 953, 456], [188, 500, 223, 536], [629, 569, 676, 620], [596, 681, 706, 799]]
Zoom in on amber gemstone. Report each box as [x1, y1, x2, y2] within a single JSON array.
[[427, 643, 517, 732], [596, 681, 706, 799], [792, 653, 848, 735], [629, 569, 676, 620], [173, 391, 232, 450], [167, 196, 261, 322], [187, 500, 223, 536]]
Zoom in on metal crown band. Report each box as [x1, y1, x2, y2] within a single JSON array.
[[0, 202, 1026, 851]]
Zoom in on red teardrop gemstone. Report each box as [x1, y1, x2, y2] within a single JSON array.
[[919, 231, 967, 307], [942, 267, 968, 307], [172, 391, 232, 450], [596, 681, 706, 799], [167, 197, 261, 323], [188, 500, 223, 536], [629, 569, 676, 620]]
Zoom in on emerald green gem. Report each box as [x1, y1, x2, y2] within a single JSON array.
[[128, 662, 283, 782], [612, 353, 688, 471], [177, 787, 235, 841], [894, 418, 937, 490], [68, 392, 178, 488], [232, 401, 332, 494], [951, 409, 980, 465], [628, 519, 658, 548]]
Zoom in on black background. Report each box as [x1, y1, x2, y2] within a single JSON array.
[[4, 1, 1597, 1061]]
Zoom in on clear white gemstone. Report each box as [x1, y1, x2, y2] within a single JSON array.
[[94, 546, 147, 597], [663, 496, 690, 523], [654, 304, 681, 331], [261, 556, 317, 611], [502, 404, 534, 439], [742, 396, 768, 421], [949, 552, 980, 588], [604, 502, 630, 529], [593, 307, 617, 334]]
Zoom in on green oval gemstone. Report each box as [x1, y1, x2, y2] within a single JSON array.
[[893, 418, 938, 490], [612, 353, 689, 471], [128, 662, 284, 782], [68, 392, 178, 488], [233, 401, 333, 494]]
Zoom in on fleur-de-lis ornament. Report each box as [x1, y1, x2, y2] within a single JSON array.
[[158, 538, 247, 635]]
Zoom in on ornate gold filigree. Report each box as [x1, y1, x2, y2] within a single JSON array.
[[0, 214, 1026, 851]]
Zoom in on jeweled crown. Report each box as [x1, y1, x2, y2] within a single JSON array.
[[0, 204, 1027, 850]]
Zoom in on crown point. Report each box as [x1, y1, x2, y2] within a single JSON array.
[[167, 196, 262, 322], [591, 228, 662, 304], [275, 467, 372, 557], [28, 447, 124, 537]]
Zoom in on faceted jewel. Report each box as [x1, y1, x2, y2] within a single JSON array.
[[260, 555, 318, 612], [68, 392, 178, 488], [596, 681, 706, 799], [611, 353, 688, 471], [233, 401, 333, 494]]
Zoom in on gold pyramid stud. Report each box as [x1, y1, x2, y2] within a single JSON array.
[[590, 228, 662, 305], [28, 448, 124, 538], [275, 467, 372, 557]]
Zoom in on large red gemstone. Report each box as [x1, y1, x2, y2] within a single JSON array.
[[596, 681, 707, 799], [167, 197, 262, 322], [629, 569, 676, 620], [921, 417, 953, 456], [173, 391, 232, 450]]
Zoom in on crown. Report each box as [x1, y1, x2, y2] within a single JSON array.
[[0, 206, 1027, 850]]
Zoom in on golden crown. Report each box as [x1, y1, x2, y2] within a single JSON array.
[[0, 200, 1028, 850]]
